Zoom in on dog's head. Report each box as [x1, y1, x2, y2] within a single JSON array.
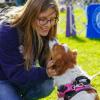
[[50, 44, 77, 76]]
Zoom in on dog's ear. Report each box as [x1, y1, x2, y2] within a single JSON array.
[[63, 50, 77, 69], [52, 54, 68, 76], [51, 49, 77, 76], [50, 44, 77, 75]]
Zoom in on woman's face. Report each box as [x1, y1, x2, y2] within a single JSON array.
[[33, 8, 57, 37]]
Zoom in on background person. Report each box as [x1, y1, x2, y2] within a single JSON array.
[[15, 0, 26, 6]]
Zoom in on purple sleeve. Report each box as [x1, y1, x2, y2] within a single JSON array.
[[0, 23, 49, 87]]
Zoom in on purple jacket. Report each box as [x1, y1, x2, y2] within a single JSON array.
[[0, 21, 49, 88]]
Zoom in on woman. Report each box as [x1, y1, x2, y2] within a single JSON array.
[[0, 0, 59, 100]]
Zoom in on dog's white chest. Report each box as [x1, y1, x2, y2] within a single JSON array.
[[70, 91, 96, 100], [53, 66, 88, 87], [53, 66, 96, 100]]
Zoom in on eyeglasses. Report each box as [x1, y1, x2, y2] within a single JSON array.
[[37, 17, 59, 26]]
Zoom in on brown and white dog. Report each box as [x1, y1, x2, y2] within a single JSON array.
[[49, 43, 99, 100]]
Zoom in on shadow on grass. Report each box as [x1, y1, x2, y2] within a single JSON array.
[[89, 38, 100, 42], [67, 35, 87, 42], [66, 35, 100, 42]]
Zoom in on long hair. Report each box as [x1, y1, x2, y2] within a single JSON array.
[[9, 0, 59, 69]]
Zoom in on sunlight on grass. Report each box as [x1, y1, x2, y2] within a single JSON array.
[[57, 11, 66, 34], [74, 7, 87, 35]]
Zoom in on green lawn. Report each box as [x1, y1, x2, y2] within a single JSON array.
[[40, 8, 100, 100]]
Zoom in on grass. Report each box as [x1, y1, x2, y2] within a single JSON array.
[[40, 8, 100, 100]]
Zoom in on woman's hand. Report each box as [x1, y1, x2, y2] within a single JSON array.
[[46, 60, 57, 77]]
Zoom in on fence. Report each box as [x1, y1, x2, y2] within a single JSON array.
[[58, 0, 100, 37]]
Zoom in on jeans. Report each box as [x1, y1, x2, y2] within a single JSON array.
[[0, 79, 54, 100], [0, 80, 22, 100]]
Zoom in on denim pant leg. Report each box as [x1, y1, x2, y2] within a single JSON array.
[[23, 79, 54, 100], [0, 80, 22, 100]]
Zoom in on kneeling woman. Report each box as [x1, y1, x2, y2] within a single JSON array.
[[0, 0, 59, 99]]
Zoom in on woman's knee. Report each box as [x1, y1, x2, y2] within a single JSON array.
[[40, 79, 54, 96], [23, 79, 54, 100]]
